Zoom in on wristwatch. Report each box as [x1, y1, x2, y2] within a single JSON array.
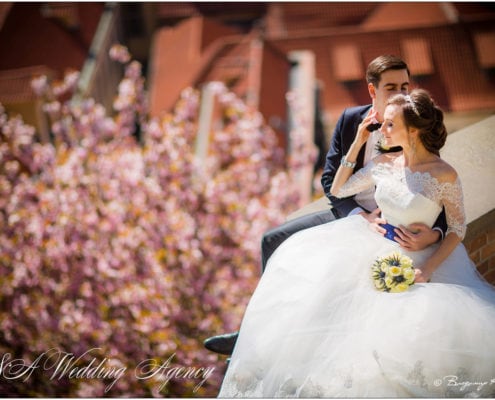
[[340, 156, 356, 169]]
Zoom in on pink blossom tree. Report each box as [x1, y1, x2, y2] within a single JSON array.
[[0, 45, 316, 397]]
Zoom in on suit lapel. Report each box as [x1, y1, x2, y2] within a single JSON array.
[[355, 105, 372, 169]]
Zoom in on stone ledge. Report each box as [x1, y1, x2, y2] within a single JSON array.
[[286, 196, 331, 221], [440, 115, 495, 225]]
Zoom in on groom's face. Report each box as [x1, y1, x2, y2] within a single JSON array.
[[369, 69, 410, 123]]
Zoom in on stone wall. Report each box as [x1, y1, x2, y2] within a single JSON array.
[[441, 115, 495, 285]]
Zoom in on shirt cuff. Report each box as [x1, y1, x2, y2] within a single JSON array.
[[433, 226, 444, 242], [349, 207, 366, 217]]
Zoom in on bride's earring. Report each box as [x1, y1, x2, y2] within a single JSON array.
[[411, 137, 417, 155]]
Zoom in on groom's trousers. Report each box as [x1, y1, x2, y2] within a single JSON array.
[[261, 209, 336, 273]]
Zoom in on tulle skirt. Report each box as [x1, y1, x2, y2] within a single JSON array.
[[218, 215, 495, 398]]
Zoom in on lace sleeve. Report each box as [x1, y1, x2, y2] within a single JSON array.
[[334, 161, 375, 199], [441, 177, 467, 240]]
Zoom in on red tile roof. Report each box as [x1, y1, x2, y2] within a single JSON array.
[[149, 3, 495, 121], [0, 2, 12, 30], [0, 3, 103, 73], [0, 65, 54, 103], [272, 2, 379, 31], [362, 2, 454, 30]]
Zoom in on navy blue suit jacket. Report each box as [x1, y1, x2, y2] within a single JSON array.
[[321, 104, 372, 218]]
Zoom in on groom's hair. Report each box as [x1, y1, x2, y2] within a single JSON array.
[[366, 55, 410, 87]]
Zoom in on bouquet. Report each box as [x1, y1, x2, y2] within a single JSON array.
[[372, 251, 415, 293]]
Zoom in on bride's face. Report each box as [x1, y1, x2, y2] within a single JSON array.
[[379, 104, 409, 148]]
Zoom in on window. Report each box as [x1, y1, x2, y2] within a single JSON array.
[[332, 44, 362, 82], [402, 38, 434, 76], [473, 31, 495, 69]]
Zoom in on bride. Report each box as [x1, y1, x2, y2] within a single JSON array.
[[218, 89, 495, 398]]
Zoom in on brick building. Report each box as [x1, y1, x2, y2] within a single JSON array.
[[149, 2, 495, 135], [0, 2, 104, 138]]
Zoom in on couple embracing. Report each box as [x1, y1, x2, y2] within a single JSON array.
[[213, 55, 495, 397]]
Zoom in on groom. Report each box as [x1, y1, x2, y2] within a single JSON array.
[[204, 54, 447, 355]]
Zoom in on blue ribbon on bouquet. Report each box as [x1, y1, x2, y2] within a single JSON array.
[[380, 223, 398, 243]]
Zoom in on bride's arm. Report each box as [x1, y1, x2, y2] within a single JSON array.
[[415, 171, 467, 283], [415, 233, 461, 283], [330, 113, 375, 197]]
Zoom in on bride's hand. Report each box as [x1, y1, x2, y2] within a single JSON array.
[[354, 109, 378, 146]]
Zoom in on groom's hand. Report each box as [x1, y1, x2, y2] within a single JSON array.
[[394, 223, 441, 251]]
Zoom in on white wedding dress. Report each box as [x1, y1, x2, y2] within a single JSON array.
[[219, 160, 495, 398]]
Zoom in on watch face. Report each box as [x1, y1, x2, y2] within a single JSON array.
[[341, 157, 355, 168]]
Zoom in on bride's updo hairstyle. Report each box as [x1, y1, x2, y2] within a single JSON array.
[[388, 89, 447, 155]]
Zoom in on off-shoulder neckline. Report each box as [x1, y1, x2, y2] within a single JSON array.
[[371, 161, 460, 188]]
